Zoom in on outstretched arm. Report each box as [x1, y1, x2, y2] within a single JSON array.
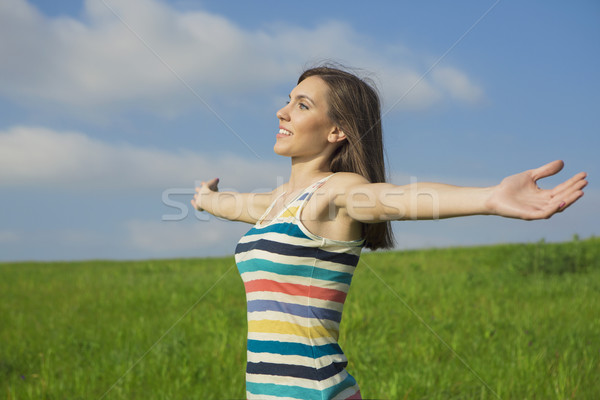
[[191, 178, 275, 224], [339, 160, 587, 222]]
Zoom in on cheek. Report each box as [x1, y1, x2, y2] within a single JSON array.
[[298, 114, 333, 135]]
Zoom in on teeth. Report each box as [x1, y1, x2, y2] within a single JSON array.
[[279, 128, 292, 136]]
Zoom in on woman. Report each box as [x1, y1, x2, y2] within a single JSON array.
[[192, 66, 587, 399]]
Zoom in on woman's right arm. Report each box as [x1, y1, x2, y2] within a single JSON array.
[[191, 178, 277, 224]]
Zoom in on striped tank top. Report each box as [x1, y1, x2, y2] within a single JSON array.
[[235, 174, 364, 400]]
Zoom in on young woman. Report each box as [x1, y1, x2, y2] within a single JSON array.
[[192, 66, 587, 399]]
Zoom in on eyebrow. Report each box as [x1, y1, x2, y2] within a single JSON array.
[[288, 93, 316, 106]]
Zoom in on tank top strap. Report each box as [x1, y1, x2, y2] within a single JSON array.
[[255, 190, 286, 225], [299, 173, 336, 201], [259, 174, 336, 223], [289, 173, 336, 219]]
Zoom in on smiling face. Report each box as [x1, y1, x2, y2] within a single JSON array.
[[274, 76, 345, 162]]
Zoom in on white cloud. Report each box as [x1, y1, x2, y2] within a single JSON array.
[[0, 0, 483, 115], [0, 125, 287, 192], [432, 67, 483, 104]]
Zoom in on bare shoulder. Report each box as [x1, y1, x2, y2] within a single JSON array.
[[305, 172, 367, 207], [328, 172, 370, 189], [324, 172, 371, 208]]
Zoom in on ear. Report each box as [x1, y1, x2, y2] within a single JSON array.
[[327, 126, 347, 144]]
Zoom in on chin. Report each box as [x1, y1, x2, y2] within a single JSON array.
[[273, 143, 290, 157]]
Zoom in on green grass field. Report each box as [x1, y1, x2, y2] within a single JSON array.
[[1, 237, 599, 399]]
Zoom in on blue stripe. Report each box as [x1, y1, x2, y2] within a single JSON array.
[[246, 373, 357, 399], [237, 239, 360, 266], [244, 222, 309, 239], [247, 300, 342, 323], [247, 381, 321, 400], [297, 192, 309, 200], [247, 339, 343, 358], [322, 373, 359, 399], [237, 258, 354, 285]]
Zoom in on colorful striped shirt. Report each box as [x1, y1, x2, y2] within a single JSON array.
[[235, 174, 364, 400]]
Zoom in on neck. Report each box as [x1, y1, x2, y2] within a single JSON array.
[[286, 156, 332, 191]]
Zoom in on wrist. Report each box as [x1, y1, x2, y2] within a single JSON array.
[[197, 190, 214, 213], [482, 185, 499, 216]]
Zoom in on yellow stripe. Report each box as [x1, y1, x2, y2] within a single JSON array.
[[280, 206, 299, 218], [249, 320, 338, 339]]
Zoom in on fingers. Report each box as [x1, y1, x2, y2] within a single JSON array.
[[541, 175, 586, 218], [554, 178, 586, 211], [193, 178, 218, 212], [531, 162, 588, 213], [531, 160, 564, 181], [526, 188, 584, 220], [551, 171, 588, 196], [207, 177, 220, 191], [520, 163, 587, 220], [194, 178, 220, 192], [556, 189, 585, 213]]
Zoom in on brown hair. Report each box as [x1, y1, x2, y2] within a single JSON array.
[[298, 65, 395, 250]]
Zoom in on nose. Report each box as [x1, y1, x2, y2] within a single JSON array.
[[276, 103, 289, 121]]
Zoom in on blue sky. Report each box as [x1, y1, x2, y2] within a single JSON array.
[[0, 0, 598, 261]]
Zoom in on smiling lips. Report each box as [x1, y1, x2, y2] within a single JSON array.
[[277, 128, 293, 137]]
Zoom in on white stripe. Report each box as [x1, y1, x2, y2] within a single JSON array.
[[247, 350, 348, 371], [247, 351, 330, 368], [333, 384, 361, 399], [239, 229, 362, 255], [237, 230, 316, 247], [237, 249, 358, 275]]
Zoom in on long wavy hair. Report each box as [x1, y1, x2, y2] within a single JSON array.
[[298, 65, 395, 250]]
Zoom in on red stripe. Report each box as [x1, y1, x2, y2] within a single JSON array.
[[244, 279, 347, 303]]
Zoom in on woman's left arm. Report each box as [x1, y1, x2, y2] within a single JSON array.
[[339, 160, 587, 222]]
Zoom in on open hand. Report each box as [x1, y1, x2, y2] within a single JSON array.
[[191, 178, 219, 211], [486, 160, 587, 220]]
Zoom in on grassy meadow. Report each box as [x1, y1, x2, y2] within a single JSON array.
[[1, 236, 599, 399]]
